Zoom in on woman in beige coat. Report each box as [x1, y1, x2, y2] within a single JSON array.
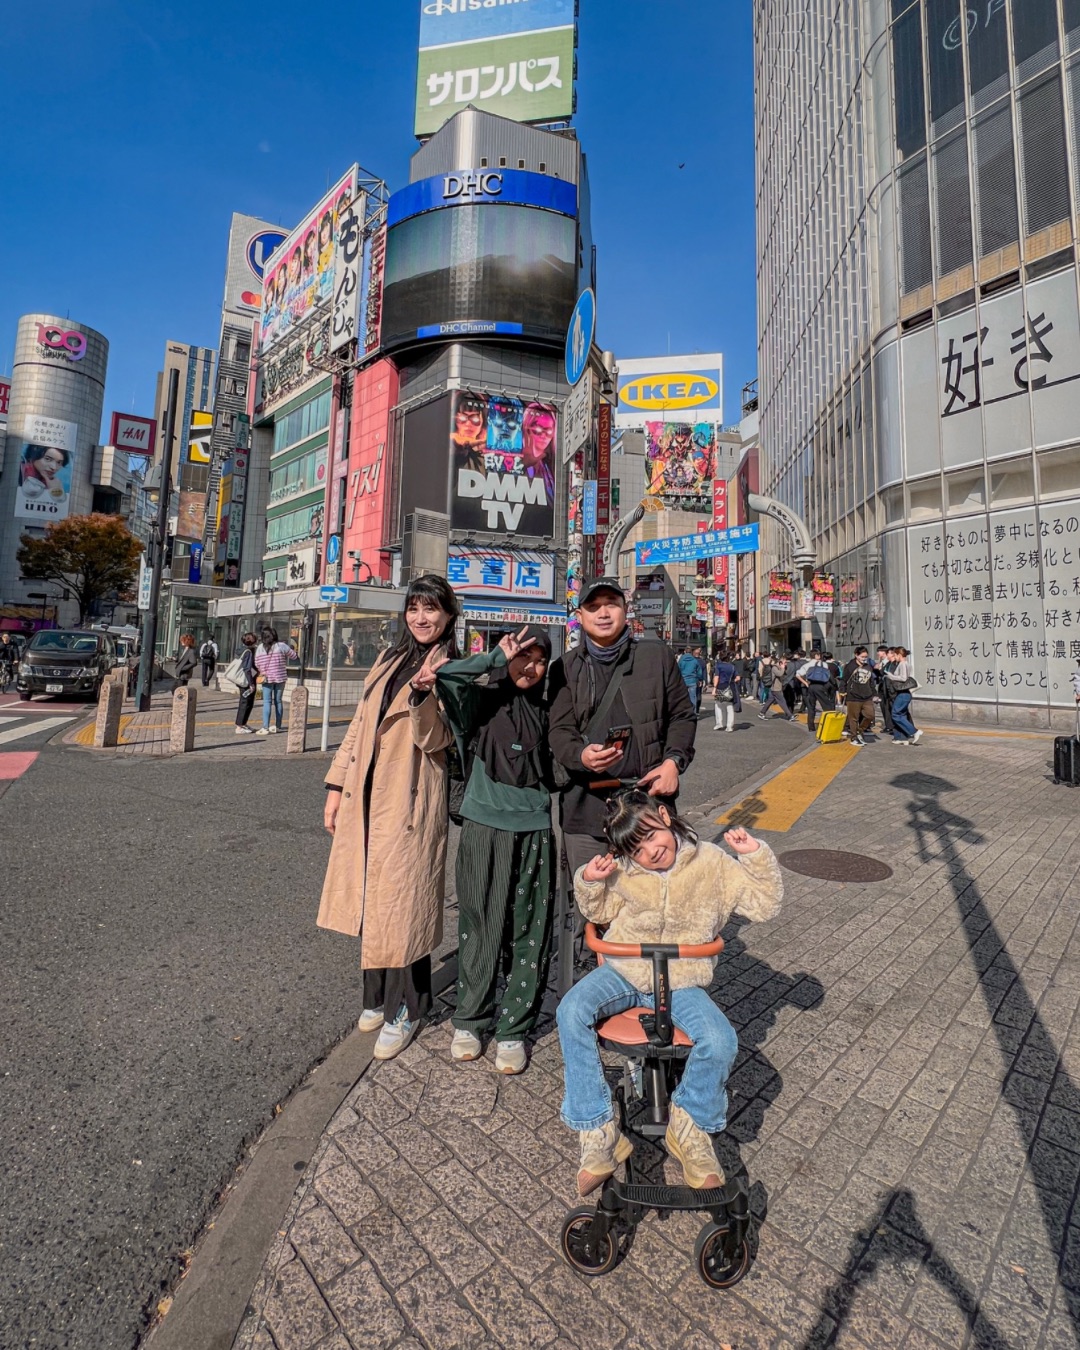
[[319, 575, 459, 1060]]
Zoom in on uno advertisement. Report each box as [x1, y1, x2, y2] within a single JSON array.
[[14, 415, 77, 521], [645, 422, 717, 499], [259, 167, 359, 353], [615, 355, 723, 429], [449, 389, 557, 537], [415, 0, 575, 137]]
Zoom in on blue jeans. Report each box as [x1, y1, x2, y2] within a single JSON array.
[[891, 690, 916, 740], [262, 681, 284, 730], [556, 962, 739, 1133]]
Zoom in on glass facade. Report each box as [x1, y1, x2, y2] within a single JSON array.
[[755, 0, 1080, 723]]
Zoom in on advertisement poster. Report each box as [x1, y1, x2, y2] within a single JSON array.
[[615, 355, 723, 429], [189, 410, 212, 464], [811, 572, 836, 613], [14, 415, 77, 521], [415, 0, 575, 138], [449, 390, 557, 537], [767, 571, 794, 613], [259, 167, 359, 353], [176, 491, 207, 542], [645, 422, 716, 499]]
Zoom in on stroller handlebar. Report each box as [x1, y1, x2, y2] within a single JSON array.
[[584, 922, 724, 961]]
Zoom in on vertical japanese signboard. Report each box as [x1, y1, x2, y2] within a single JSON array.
[[713, 479, 729, 626], [331, 192, 366, 354], [595, 401, 612, 575]]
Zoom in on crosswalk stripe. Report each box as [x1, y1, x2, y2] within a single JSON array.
[[0, 716, 73, 746]]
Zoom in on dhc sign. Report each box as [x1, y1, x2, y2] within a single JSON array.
[[388, 167, 577, 226]]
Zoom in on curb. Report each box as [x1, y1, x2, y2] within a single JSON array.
[[143, 1028, 379, 1350]]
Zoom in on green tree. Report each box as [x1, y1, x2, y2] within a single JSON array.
[[17, 514, 143, 625]]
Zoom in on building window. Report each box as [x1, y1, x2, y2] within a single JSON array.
[[893, 3, 927, 157], [973, 102, 1020, 257], [926, 0, 967, 137], [1018, 71, 1071, 237], [967, 0, 1010, 109], [933, 128, 974, 276], [1013, 0, 1060, 84], [899, 155, 933, 291], [272, 388, 332, 453]]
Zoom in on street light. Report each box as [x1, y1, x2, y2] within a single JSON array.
[[134, 367, 179, 711]]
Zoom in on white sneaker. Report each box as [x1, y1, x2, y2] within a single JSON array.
[[373, 1007, 418, 1060], [268, 726, 278, 734], [911, 729, 924, 744], [451, 1028, 483, 1061], [495, 1040, 527, 1075], [357, 1007, 385, 1033], [257, 727, 270, 735]]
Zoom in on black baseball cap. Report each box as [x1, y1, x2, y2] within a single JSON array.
[[580, 577, 626, 604]]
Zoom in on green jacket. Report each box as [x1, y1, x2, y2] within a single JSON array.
[[437, 648, 553, 834]]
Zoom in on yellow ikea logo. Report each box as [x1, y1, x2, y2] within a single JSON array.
[[620, 373, 720, 411]]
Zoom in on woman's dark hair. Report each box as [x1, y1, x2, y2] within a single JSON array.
[[25, 444, 70, 467], [602, 789, 698, 861], [241, 632, 258, 647], [386, 574, 461, 664], [260, 627, 279, 652]]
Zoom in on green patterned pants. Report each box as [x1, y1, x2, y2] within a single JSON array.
[[453, 821, 554, 1041]]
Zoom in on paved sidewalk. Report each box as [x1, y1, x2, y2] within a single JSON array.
[[227, 728, 1080, 1350], [66, 685, 352, 757]]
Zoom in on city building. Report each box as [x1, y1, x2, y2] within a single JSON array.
[[0, 314, 122, 632], [754, 0, 1080, 725]]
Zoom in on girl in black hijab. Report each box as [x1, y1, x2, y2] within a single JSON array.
[[437, 625, 554, 1075]]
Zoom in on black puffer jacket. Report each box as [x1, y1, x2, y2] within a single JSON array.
[[548, 639, 697, 835]]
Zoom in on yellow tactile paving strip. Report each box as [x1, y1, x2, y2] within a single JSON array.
[[70, 715, 351, 748], [716, 741, 861, 832]]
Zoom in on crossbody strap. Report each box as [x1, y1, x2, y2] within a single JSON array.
[[584, 658, 629, 745]]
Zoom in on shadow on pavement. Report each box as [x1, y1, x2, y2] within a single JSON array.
[[799, 1188, 1013, 1348], [884, 770, 1080, 1343]]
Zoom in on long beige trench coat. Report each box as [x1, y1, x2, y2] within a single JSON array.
[[317, 652, 452, 968]]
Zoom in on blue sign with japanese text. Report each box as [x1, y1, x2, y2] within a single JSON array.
[[419, 0, 574, 48], [582, 480, 598, 535], [636, 524, 759, 568]]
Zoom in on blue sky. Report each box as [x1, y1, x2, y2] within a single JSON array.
[[1, 1, 756, 437]]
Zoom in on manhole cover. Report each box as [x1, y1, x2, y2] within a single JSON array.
[[778, 849, 893, 882]]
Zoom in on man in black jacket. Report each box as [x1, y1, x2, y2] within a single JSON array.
[[841, 646, 876, 745], [549, 578, 697, 881]]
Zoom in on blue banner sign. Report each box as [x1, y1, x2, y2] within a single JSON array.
[[635, 523, 759, 568], [582, 479, 598, 534], [419, 0, 575, 48], [389, 169, 578, 227]]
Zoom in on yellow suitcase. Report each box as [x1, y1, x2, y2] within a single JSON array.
[[816, 710, 846, 743]]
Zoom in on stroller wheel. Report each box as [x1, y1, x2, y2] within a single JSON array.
[[560, 1206, 620, 1276], [694, 1220, 750, 1289]]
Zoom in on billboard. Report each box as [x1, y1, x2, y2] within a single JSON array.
[[381, 204, 577, 348], [176, 491, 207, 542], [14, 416, 77, 521], [0, 377, 10, 424], [448, 548, 555, 600], [259, 166, 360, 353], [615, 355, 724, 429], [223, 213, 288, 320], [449, 388, 557, 537], [388, 169, 577, 227], [110, 412, 156, 457], [645, 422, 716, 499], [188, 410, 212, 464], [415, 0, 575, 138]]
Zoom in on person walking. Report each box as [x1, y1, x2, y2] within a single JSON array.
[[757, 653, 773, 704], [319, 575, 459, 1060], [234, 632, 259, 734], [885, 646, 922, 745], [174, 634, 198, 687], [677, 648, 707, 716], [874, 645, 896, 735], [759, 655, 798, 722], [795, 651, 836, 734], [841, 646, 876, 746], [548, 577, 697, 901], [254, 628, 298, 734], [0, 632, 18, 693], [437, 625, 554, 1075], [199, 635, 219, 687], [711, 649, 741, 732]]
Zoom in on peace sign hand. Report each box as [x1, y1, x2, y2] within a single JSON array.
[[411, 646, 450, 693], [498, 625, 533, 663]]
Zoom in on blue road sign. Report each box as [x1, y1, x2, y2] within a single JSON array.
[[320, 585, 349, 604], [565, 288, 595, 388], [326, 534, 342, 565], [635, 523, 760, 568]]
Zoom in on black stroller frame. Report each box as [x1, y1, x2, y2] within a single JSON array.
[[559, 924, 753, 1288]]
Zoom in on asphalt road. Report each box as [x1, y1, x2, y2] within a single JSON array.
[[0, 696, 804, 1350]]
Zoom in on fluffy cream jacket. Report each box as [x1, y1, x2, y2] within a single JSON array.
[[573, 837, 783, 992]]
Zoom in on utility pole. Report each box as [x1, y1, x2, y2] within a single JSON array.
[[135, 367, 178, 711]]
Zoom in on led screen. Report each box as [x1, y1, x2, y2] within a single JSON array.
[[381, 204, 577, 349]]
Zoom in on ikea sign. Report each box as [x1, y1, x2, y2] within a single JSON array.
[[615, 355, 723, 427]]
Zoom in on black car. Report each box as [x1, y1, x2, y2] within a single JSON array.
[[17, 630, 119, 701]]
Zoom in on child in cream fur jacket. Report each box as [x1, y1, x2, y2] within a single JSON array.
[[556, 789, 783, 1198]]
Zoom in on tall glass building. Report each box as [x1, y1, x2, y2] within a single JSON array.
[[755, 0, 1080, 725]]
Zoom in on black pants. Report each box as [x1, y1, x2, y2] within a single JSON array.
[[804, 685, 835, 730], [201, 659, 216, 686], [364, 957, 432, 1025], [236, 687, 256, 726]]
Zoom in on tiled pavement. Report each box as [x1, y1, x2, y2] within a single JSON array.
[[234, 730, 1080, 1350]]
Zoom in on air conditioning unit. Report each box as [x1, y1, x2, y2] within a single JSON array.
[[401, 510, 450, 585]]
